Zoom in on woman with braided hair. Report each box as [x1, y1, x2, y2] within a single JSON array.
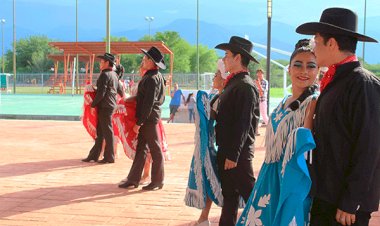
[[237, 39, 319, 226]]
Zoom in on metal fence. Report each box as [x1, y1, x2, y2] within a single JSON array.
[[0, 72, 216, 94]]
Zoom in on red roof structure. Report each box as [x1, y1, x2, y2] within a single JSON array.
[[48, 41, 174, 94]]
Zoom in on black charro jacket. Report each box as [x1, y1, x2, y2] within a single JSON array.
[[135, 69, 165, 126], [91, 68, 123, 109], [312, 61, 380, 213], [215, 72, 260, 162]]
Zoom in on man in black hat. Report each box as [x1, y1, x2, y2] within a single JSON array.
[[296, 7, 380, 226], [82, 53, 124, 164], [214, 36, 260, 225], [119, 46, 166, 191]]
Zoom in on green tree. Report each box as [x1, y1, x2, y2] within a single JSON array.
[[171, 39, 192, 73], [137, 31, 221, 74], [101, 36, 141, 74], [5, 35, 57, 73], [362, 58, 380, 78], [102, 35, 128, 42], [189, 44, 218, 73], [120, 54, 142, 74], [151, 31, 193, 73], [247, 57, 290, 88], [0, 56, 8, 73]]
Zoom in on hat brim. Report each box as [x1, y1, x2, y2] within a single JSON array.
[[96, 55, 115, 64], [141, 49, 166, 70], [296, 22, 378, 43], [215, 43, 259, 64]]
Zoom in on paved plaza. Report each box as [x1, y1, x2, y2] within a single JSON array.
[[1, 120, 379, 225]]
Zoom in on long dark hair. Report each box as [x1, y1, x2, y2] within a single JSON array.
[[186, 93, 194, 104], [115, 64, 124, 80]]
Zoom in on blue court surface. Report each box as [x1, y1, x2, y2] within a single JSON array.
[[0, 94, 281, 120]]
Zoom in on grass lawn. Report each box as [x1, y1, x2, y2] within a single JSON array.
[[270, 87, 291, 98]]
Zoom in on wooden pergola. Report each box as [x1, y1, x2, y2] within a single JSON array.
[[48, 41, 174, 94]]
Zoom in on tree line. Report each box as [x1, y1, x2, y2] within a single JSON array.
[[1, 31, 379, 87]]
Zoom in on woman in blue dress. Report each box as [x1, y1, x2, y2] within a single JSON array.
[[185, 59, 227, 226], [237, 39, 319, 226]]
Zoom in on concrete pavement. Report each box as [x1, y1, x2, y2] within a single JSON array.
[[1, 120, 379, 225]]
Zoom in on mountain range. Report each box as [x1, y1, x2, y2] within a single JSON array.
[[2, 17, 380, 64]]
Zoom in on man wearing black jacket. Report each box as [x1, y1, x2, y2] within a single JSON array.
[[214, 36, 260, 225], [297, 8, 380, 226], [119, 46, 166, 191], [82, 53, 124, 164]]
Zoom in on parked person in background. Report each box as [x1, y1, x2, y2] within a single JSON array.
[[185, 93, 196, 123], [167, 83, 186, 123], [254, 69, 269, 127]]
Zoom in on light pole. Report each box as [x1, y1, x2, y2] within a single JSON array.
[[76, 0, 79, 94], [266, 0, 272, 115], [196, 0, 199, 90], [1, 19, 5, 73], [145, 16, 154, 40], [13, 0, 16, 94], [362, 0, 367, 64], [106, 0, 110, 53]]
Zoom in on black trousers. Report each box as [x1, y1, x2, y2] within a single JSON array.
[[127, 123, 164, 184], [310, 198, 372, 226], [87, 107, 115, 161], [217, 151, 255, 226]]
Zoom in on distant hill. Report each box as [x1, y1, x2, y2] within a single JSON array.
[[2, 18, 380, 64], [116, 18, 380, 64]]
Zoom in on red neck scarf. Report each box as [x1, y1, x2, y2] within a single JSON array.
[[320, 55, 358, 92], [140, 66, 159, 76], [225, 70, 248, 86]]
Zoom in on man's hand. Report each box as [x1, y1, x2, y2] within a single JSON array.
[[336, 209, 356, 226], [133, 124, 141, 134], [224, 158, 237, 170]]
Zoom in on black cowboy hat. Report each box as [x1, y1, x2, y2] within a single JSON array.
[[97, 53, 116, 65], [141, 46, 166, 70], [296, 7, 377, 43], [215, 36, 259, 63]]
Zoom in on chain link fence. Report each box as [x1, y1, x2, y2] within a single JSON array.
[[0, 72, 216, 94]]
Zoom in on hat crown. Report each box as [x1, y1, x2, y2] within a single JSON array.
[[141, 46, 166, 69], [295, 7, 377, 43], [98, 52, 115, 64], [104, 53, 115, 61], [229, 36, 253, 54], [146, 47, 164, 63], [320, 8, 358, 33], [215, 35, 259, 63]]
